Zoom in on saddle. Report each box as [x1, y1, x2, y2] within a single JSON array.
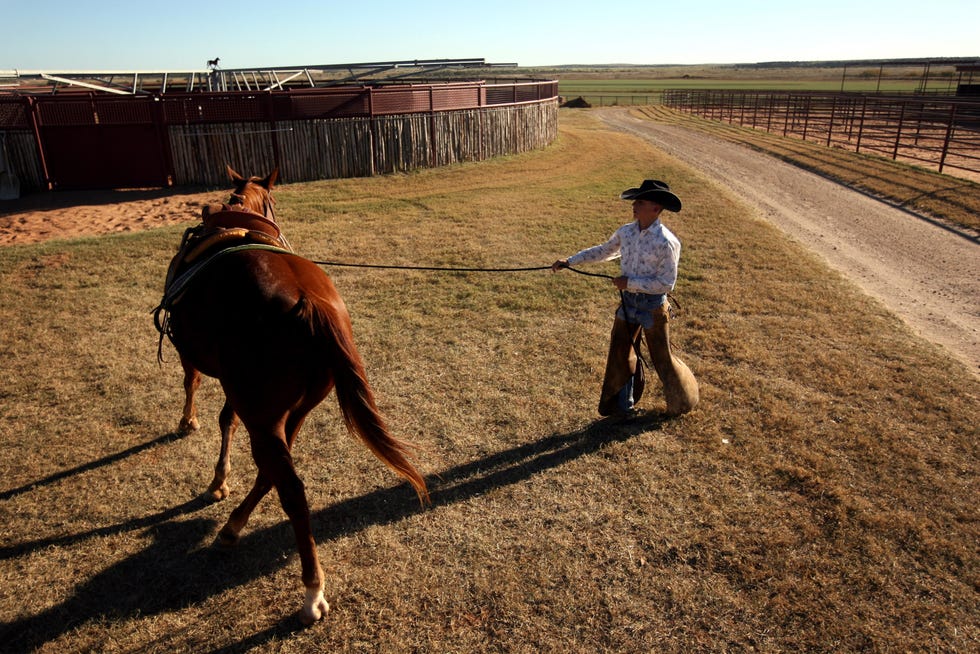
[[153, 204, 292, 356], [177, 203, 289, 266], [202, 203, 281, 239]]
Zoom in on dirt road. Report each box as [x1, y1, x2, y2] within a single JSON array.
[[596, 107, 979, 377]]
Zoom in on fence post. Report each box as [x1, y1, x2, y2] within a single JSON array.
[[151, 96, 175, 187], [856, 96, 867, 153], [429, 86, 438, 167], [783, 94, 790, 135], [939, 103, 956, 173], [766, 93, 774, 133], [912, 100, 925, 146], [367, 87, 377, 176], [26, 97, 52, 190], [266, 92, 281, 174], [892, 102, 906, 161], [802, 95, 811, 141], [827, 95, 837, 147]]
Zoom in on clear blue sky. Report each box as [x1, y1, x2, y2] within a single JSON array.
[[2, 0, 977, 71]]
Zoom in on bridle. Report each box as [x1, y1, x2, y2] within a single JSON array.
[[228, 182, 276, 223]]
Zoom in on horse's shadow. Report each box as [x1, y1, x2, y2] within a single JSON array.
[[0, 431, 189, 503], [0, 414, 664, 652]]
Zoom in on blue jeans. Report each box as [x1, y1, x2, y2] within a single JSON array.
[[616, 291, 665, 330]]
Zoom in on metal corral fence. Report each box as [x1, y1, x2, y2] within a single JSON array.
[[0, 80, 559, 193], [662, 89, 980, 177]]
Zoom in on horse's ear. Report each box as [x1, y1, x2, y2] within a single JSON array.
[[227, 165, 244, 182], [262, 168, 279, 190]]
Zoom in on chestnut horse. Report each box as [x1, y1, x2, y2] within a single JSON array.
[[156, 166, 428, 624]]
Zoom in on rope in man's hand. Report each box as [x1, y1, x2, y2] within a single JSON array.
[[311, 257, 680, 315], [312, 257, 614, 279]]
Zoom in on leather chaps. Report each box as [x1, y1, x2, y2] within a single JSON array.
[[598, 303, 699, 417]]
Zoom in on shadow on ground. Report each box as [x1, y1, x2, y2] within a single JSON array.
[[0, 413, 666, 652]]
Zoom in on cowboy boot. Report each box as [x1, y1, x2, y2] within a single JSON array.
[[644, 303, 699, 416]]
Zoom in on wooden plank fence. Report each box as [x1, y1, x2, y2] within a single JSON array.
[[163, 103, 558, 186]]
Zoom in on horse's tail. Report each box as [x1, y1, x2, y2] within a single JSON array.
[[296, 294, 429, 504]]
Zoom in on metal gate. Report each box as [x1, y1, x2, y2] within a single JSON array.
[[33, 95, 171, 190]]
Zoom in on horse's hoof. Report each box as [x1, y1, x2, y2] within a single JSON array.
[[300, 588, 329, 625], [206, 482, 230, 502], [216, 525, 240, 548], [178, 418, 200, 434]]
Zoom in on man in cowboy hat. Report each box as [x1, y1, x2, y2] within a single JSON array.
[[552, 179, 699, 418]]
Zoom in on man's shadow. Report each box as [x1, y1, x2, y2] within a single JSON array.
[[0, 413, 664, 652]]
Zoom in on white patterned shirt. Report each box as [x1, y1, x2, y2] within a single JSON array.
[[567, 219, 681, 295]]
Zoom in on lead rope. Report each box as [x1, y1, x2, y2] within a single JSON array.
[[311, 257, 681, 318], [309, 260, 552, 273]]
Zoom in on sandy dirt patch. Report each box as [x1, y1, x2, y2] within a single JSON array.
[[0, 188, 210, 246], [596, 108, 979, 376]]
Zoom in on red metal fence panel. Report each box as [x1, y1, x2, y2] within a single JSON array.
[[0, 98, 31, 129], [0, 80, 559, 192]]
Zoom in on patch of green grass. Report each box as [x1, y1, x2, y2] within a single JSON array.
[[549, 62, 948, 98], [559, 78, 922, 95]]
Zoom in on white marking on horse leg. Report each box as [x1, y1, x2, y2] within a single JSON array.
[[300, 587, 329, 625]]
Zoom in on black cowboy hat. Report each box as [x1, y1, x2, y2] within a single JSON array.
[[620, 179, 682, 212]]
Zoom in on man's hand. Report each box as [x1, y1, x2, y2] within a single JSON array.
[[551, 259, 569, 272], [612, 276, 628, 290]]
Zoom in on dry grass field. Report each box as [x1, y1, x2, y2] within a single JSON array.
[[0, 110, 977, 652]]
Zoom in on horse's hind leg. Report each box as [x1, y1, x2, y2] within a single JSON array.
[[214, 409, 302, 540], [244, 432, 327, 624], [178, 357, 201, 434], [206, 400, 239, 501], [216, 470, 272, 546], [276, 455, 328, 624]]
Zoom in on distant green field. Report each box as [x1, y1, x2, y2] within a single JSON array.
[[557, 77, 934, 96], [534, 60, 965, 97]]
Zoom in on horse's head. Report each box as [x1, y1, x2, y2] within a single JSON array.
[[226, 165, 278, 222]]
